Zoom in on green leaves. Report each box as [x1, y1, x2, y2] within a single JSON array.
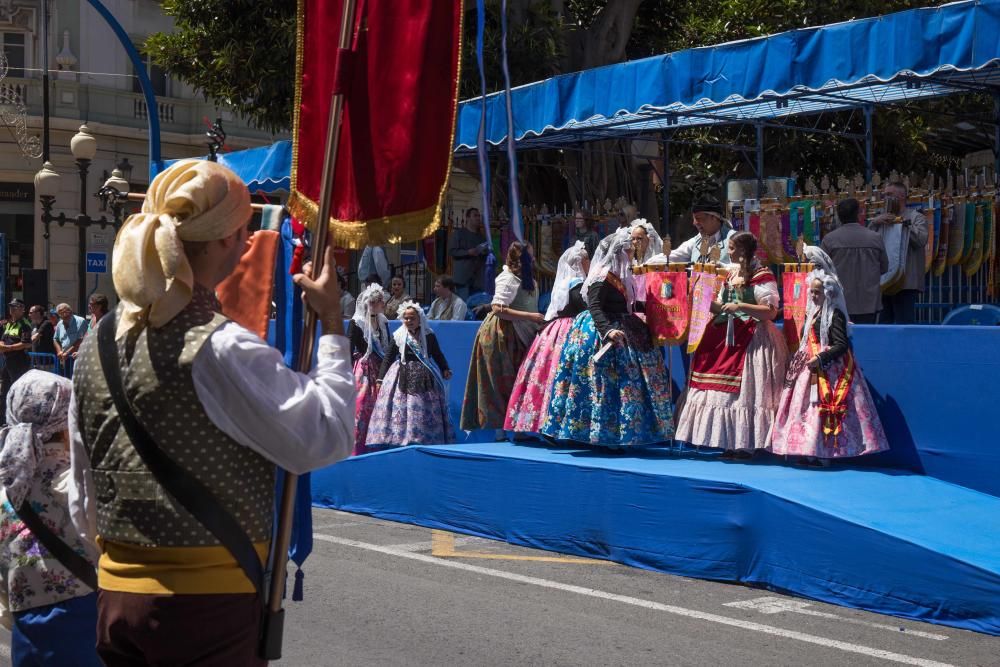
[[146, 0, 296, 133]]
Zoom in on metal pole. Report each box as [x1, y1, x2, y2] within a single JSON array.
[[661, 133, 671, 239], [864, 104, 874, 185], [262, 0, 357, 660], [755, 124, 764, 199], [42, 0, 50, 162], [994, 94, 1000, 188], [77, 159, 90, 314]]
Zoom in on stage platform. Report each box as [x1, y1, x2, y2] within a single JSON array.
[[312, 441, 1000, 636]]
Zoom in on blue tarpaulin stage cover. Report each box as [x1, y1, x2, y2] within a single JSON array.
[[455, 0, 1000, 150], [319, 320, 999, 496], [313, 442, 1000, 635], [303, 285, 1000, 634], [164, 141, 291, 193]]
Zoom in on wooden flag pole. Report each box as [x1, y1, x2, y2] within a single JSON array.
[[260, 0, 358, 659]]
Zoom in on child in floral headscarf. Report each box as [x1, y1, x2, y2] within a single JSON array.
[[0, 371, 100, 666]]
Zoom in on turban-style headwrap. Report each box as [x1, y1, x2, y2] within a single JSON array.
[[112, 159, 252, 338], [0, 371, 73, 508]]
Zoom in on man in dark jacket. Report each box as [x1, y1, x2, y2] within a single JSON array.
[[820, 198, 889, 324]]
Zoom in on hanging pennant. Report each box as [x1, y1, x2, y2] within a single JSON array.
[[782, 268, 811, 351], [645, 268, 690, 346], [687, 266, 723, 354]]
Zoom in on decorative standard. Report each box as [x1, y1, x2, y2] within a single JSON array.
[[33, 125, 131, 312]]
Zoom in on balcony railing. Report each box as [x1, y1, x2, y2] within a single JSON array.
[[133, 98, 176, 123]]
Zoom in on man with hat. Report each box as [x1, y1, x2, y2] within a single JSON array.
[[0, 298, 32, 424], [67, 160, 356, 664], [668, 196, 735, 264]]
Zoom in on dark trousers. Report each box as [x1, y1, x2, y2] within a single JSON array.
[[849, 313, 878, 324], [880, 289, 919, 324], [1, 358, 30, 425], [97, 590, 265, 666]]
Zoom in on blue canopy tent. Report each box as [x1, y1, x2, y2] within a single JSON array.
[[454, 0, 1000, 211], [163, 140, 292, 193]]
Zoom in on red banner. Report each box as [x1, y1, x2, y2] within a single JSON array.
[[687, 269, 723, 354], [645, 271, 689, 346], [782, 271, 810, 350], [290, 0, 463, 248]]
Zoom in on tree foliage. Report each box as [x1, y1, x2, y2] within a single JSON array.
[[145, 0, 296, 134]]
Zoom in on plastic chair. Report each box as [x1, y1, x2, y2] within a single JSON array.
[[466, 291, 491, 310], [941, 304, 1000, 326]]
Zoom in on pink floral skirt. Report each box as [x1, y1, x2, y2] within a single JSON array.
[[352, 355, 382, 455], [504, 317, 574, 433], [769, 348, 890, 458]]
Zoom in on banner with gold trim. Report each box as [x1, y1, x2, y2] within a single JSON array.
[[645, 271, 689, 346], [290, 0, 463, 248], [686, 267, 722, 354], [782, 269, 810, 351]]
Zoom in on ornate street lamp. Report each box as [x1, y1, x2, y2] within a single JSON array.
[[35, 124, 131, 313]]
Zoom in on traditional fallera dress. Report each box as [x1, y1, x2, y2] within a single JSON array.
[[460, 266, 540, 431], [770, 307, 890, 459], [675, 263, 789, 451], [366, 324, 453, 447], [506, 242, 590, 435], [541, 230, 673, 447], [505, 282, 587, 434], [347, 314, 390, 456]]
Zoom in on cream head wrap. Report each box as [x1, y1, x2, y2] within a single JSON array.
[[112, 159, 251, 338]]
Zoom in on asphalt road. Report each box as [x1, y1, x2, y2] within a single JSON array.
[[278, 509, 996, 667], [1, 508, 995, 666]]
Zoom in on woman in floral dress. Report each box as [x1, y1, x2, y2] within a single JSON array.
[[0, 371, 101, 666], [505, 241, 590, 435], [461, 242, 544, 438], [541, 227, 674, 447], [366, 302, 454, 447], [770, 268, 890, 462], [675, 231, 789, 455], [347, 284, 390, 455]]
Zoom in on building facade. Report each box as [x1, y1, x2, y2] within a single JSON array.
[[0, 0, 280, 312]]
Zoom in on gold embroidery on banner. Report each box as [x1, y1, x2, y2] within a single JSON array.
[[289, 2, 465, 249]]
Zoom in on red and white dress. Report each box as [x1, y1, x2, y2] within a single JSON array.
[[675, 264, 789, 451]]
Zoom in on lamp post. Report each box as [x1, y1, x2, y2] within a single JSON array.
[[34, 124, 131, 313]]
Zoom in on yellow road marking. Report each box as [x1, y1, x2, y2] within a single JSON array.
[[431, 530, 611, 565]]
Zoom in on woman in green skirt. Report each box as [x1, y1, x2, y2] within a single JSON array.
[[461, 241, 544, 438]]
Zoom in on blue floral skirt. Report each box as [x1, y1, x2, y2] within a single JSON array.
[[540, 311, 674, 447]]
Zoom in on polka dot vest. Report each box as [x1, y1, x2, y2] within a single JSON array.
[[74, 288, 274, 547]]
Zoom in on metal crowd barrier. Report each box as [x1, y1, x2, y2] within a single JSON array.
[[28, 352, 74, 378]]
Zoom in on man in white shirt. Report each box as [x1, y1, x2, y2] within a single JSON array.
[[428, 275, 468, 320], [67, 160, 355, 665], [668, 197, 735, 264]]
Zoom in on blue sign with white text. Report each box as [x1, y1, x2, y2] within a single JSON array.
[[86, 252, 108, 274]]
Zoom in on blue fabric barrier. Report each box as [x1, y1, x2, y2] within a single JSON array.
[[276, 319, 1000, 492], [313, 442, 1000, 635], [426, 321, 1000, 494]]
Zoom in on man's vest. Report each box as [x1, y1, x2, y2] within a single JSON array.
[[74, 289, 274, 547]]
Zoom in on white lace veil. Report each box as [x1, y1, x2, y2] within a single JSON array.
[[545, 241, 589, 321], [629, 218, 663, 264], [393, 300, 432, 357], [803, 245, 838, 277], [352, 284, 389, 360], [583, 227, 635, 309], [800, 269, 851, 350]]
